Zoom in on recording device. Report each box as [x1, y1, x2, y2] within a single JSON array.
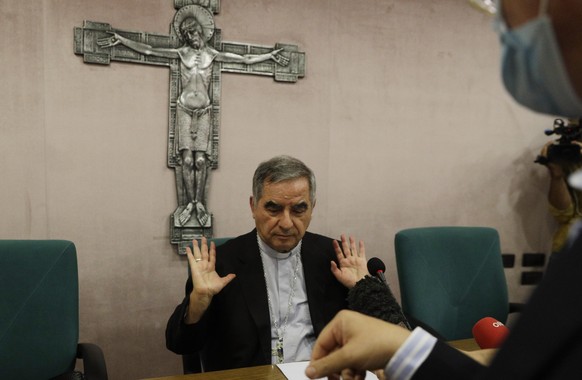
[[535, 118, 582, 166], [364, 257, 412, 330], [472, 317, 509, 349], [367, 257, 388, 284]]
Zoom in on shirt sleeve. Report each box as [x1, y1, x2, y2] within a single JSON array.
[[549, 202, 575, 223], [384, 327, 437, 380]]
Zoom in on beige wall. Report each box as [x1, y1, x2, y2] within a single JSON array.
[[1, 0, 556, 378]]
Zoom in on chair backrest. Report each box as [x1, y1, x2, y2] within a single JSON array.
[[207, 237, 231, 248], [182, 237, 232, 374], [0, 240, 79, 379], [394, 227, 509, 341]]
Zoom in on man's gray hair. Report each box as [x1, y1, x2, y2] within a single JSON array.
[[252, 155, 316, 205]]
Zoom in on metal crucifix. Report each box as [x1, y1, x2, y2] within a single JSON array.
[[74, 0, 305, 255]]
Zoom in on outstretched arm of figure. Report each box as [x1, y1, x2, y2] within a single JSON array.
[[216, 47, 289, 66], [97, 31, 180, 59], [184, 237, 236, 324]]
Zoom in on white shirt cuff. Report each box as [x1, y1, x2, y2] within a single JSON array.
[[384, 327, 437, 380]]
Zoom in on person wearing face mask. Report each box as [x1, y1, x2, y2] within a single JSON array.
[[497, 0, 582, 117], [305, 1, 582, 379]]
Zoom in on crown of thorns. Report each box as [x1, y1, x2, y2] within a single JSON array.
[[173, 5, 215, 41]]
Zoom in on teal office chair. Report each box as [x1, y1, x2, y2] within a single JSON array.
[[182, 237, 232, 374], [394, 227, 520, 341], [0, 240, 108, 380]]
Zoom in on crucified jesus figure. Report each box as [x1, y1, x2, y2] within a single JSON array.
[[97, 6, 289, 226]]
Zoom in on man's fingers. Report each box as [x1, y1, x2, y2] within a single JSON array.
[[341, 368, 366, 380], [340, 234, 351, 256], [335, 234, 367, 259], [333, 239, 344, 259], [191, 239, 203, 261], [200, 237, 209, 261], [349, 236, 357, 256], [330, 260, 340, 277], [358, 240, 366, 258], [209, 241, 217, 267], [306, 349, 351, 379], [185, 245, 196, 267]]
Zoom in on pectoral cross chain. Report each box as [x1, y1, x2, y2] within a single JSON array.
[[272, 336, 284, 364]]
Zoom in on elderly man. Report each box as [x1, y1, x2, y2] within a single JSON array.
[[166, 155, 392, 372]]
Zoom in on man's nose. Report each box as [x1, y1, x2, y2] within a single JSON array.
[[278, 210, 293, 230]]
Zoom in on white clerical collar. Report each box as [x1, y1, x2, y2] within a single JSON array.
[[257, 234, 302, 260]]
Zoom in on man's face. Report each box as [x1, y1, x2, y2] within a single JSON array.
[[250, 177, 314, 253], [181, 21, 203, 49]]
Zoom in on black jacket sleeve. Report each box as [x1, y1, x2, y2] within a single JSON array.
[[165, 276, 210, 354], [347, 275, 409, 326], [412, 341, 485, 380]]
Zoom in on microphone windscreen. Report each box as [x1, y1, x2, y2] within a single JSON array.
[[472, 317, 509, 349], [367, 257, 386, 275], [347, 275, 409, 328]]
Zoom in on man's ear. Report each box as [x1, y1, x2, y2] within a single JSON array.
[[249, 196, 256, 217]]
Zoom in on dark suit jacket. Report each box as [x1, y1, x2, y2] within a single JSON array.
[[412, 229, 582, 379], [165, 230, 349, 372]]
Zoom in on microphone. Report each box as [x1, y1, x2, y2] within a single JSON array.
[[357, 257, 411, 330], [472, 317, 509, 349], [367, 257, 388, 284]]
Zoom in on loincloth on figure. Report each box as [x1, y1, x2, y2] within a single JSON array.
[[176, 101, 212, 152]]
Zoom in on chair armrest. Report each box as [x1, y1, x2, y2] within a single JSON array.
[[77, 343, 108, 380]]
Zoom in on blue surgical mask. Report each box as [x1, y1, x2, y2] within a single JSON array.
[[495, 0, 582, 117]]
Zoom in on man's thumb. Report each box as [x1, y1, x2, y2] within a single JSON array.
[[305, 350, 347, 379]]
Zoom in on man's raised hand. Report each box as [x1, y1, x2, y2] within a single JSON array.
[[331, 234, 368, 289], [184, 237, 236, 324]]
